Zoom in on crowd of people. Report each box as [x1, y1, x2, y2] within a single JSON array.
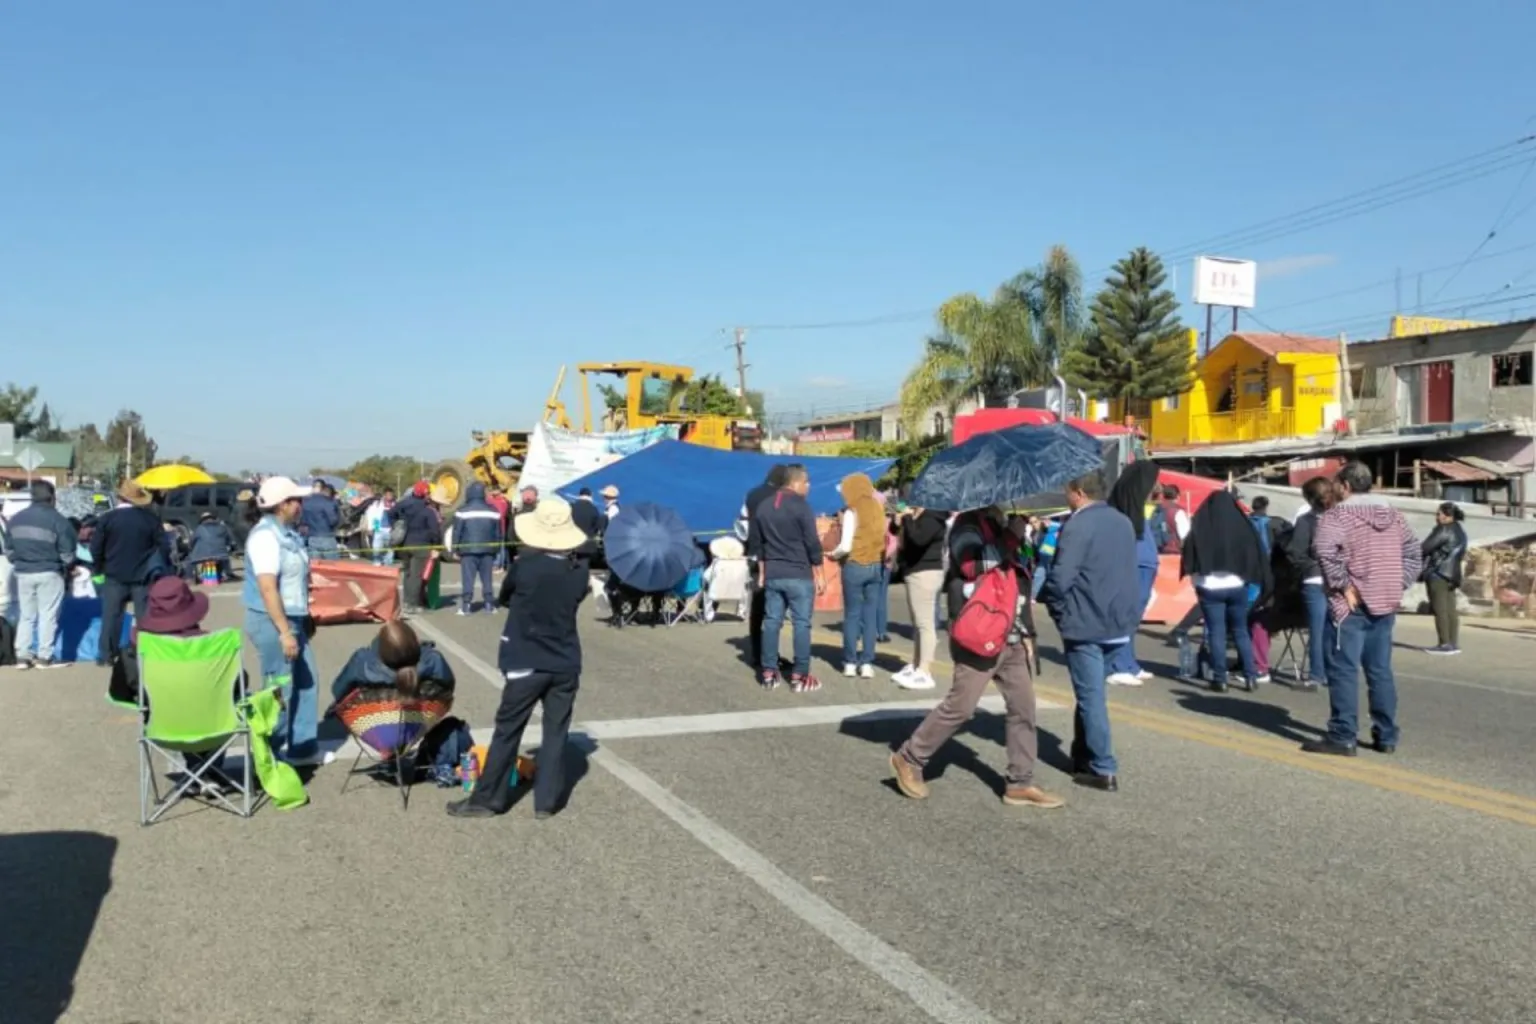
[[0, 451, 1471, 822]]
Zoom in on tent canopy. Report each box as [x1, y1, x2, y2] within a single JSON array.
[[136, 464, 215, 490], [557, 441, 896, 536]]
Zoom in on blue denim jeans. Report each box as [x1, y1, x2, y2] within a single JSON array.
[[460, 553, 494, 609], [1063, 640, 1119, 775], [875, 563, 890, 638], [1031, 554, 1053, 599], [840, 560, 883, 667], [1197, 586, 1256, 685], [1301, 582, 1329, 684], [761, 577, 814, 676], [1324, 611, 1398, 748], [307, 536, 340, 562], [245, 607, 321, 759], [1109, 565, 1156, 675], [371, 530, 394, 566]]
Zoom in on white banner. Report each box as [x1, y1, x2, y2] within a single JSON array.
[[1193, 255, 1257, 309], [517, 421, 677, 496]]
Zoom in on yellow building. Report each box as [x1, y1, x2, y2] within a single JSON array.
[[1148, 331, 1343, 448]]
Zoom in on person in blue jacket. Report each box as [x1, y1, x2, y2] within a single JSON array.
[[186, 512, 237, 582], [452, 483, 504, 614], [329, 619, 456, 707], [1104, 461, 1163, 686], [300, 483, 342, 561]]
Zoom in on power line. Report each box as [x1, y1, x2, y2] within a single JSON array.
[[1291, 288, 1536, 337], [1258, 239, 1536, 315], [1429, 148, 1536, 300], [731, 135, 1536, 336]]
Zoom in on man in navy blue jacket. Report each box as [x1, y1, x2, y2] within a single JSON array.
[[452, 483, 504, 614], [1039, 472, 1140, 791], [3, 481, 77, 668], [746, 465, 826, 692]]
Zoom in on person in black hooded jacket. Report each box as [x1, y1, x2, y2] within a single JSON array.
[[1420, 502, 1467, 654], [1180, 490, 1272, 693]]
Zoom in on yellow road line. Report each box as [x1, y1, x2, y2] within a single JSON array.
[[850, 626, 1536, 826]]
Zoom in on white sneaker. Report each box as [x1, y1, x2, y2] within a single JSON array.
[[284, 750, 337, 768], [892, 664, 916, 684], [858, 664, 875, 679], [843, 664, 858, 678], [1254, 673, 1272, 684], [1106, 672, 1143, 687], [896, 669, 938, 691], [1135, 669, 1153, 681], [456, 607, 469, 617]]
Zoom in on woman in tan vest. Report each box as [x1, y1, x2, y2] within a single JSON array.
[[829, 473, 888, 678]]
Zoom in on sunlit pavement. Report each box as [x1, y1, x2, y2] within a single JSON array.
[[3, 584, 1535, 1023]]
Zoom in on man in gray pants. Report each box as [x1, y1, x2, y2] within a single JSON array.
[[2, 481, 77, 669]]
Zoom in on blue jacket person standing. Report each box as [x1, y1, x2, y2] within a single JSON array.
[[1039, 472, 1141, 790], [452, 483, 504, 614]]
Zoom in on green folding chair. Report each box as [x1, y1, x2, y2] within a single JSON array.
[[137, 629, 253, 826]]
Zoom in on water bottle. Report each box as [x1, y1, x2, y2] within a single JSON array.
[[460, 752, 478, 793], [1178, 634, 1198, 680]]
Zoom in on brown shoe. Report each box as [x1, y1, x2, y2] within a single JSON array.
[[1002, 785, 1064, 808], [889, 752, 928, 800]]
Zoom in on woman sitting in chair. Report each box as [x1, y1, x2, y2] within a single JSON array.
[[329, 619, 456, 708]]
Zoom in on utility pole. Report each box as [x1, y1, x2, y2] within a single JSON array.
[[732, 327, 750, 408], [125, 424, 133, 482], [1337, 331, 1355, 436]]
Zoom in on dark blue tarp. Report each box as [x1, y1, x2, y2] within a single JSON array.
[[557, 441, 896, 536]]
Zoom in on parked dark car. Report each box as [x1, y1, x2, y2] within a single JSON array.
[[155, 481, 255, 551]]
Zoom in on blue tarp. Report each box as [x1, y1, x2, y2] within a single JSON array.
[[557, 441, 896, 536]]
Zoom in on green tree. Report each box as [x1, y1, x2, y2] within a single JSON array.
[[1001, 244, 1085, 373], [898, 292, 1039, 435], [104, 409, 158, 481], [678, 375, 748, 416], [73, 423, 119, 482], [31, 403, 69, 442], [1063, 247, 1193, 401], [341, 454, 424, 493], [836, 438, 942, 488], [597, 383, 626, 412], [0, 383, 43, 437]]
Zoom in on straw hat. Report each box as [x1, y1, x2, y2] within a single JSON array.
[[513, 497, 587, 552], [709, 536, 745, 559], [600, 484, 620, 499], [117, 481, 153, 507]]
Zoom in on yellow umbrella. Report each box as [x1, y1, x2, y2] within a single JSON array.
[[135, 464, 216, 490]]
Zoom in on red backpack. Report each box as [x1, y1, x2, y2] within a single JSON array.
[[950, 520, 1020, 658]]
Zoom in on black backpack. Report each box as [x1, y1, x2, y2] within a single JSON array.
[[0, 616, 16, 667]]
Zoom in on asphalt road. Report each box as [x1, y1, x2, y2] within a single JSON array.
[[3, 581, 1535, 1024]]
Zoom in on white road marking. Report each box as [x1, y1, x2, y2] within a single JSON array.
[[579, 694, 1065, 740], [409, 615, 1001, 1024]]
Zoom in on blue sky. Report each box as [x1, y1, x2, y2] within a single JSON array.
[[3, 1, 1534, 473]]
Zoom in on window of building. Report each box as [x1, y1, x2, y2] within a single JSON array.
[[1349, 368, 1378, 400], [1163, 394, 1179, 411], [1492, 351, 1533, 387]]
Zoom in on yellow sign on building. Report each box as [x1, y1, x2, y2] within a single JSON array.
[[1387, 315, 1492, 338]]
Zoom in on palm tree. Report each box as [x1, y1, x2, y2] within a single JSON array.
[[1002, 244, 1085, 372], [898, 292, 1040, 436]]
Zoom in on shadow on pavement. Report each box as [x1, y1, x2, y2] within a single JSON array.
[[1173, 691, 1325, 744], [839, 710, 1040, 796], [0, 831, 117, 1024]]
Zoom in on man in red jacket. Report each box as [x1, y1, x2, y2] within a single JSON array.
[[1302, 461, 1421, 758]]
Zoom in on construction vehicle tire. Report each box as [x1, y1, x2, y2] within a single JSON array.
[[429, 459, 476, 512]]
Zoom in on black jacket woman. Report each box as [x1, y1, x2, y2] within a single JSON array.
[[1420, 502, 1467, 654], [1180, 490, 1272, 692]]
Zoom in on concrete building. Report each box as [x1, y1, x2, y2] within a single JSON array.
[[795, 398, 980, 454], [1347, 318, 1536, 433]]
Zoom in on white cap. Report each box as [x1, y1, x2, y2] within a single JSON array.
[[257, 476, 312, 510]]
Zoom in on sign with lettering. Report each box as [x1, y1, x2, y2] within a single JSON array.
[[1193, 256, 1257, 309]]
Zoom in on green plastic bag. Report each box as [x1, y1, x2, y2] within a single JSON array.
[[243, 687, 309, 810]]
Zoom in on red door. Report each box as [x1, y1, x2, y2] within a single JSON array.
[[1424, 361, 1454, 423]]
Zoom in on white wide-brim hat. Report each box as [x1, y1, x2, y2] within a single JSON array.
[[514, 497, 588, 552]]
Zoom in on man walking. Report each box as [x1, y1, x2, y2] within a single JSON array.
[[452, 483, 504, 614], [736, 464, 788, 667], [3, 481, 76, 669], [746, 464, 825, 692], [888, 506, 1063, 808], [1302, 461, 1420, 757], [1039, 473, 1140, 791], [91, 482, 170, 666]]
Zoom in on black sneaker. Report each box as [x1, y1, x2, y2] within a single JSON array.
[[1300, 739, 1357, 757]]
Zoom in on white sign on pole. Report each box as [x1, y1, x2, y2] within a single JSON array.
[[1192, 256, 1257, 309], [0, 423, 13, 457], [15, 444, 44, 474]]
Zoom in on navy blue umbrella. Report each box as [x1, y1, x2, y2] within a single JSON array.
[[909, 422, 1106, 512], [603, 502, 702, 592]]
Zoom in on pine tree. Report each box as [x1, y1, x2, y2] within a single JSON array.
[[1063, 247, 1193, 401]]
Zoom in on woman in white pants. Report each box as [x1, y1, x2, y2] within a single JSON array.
[[891, 505, 949, 690]]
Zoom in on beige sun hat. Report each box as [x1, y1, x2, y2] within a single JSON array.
[[709, 536, 745, 559], [513, 497, 588, 552], [600, 484, 620, 499]]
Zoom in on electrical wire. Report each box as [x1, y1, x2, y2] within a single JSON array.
[[1429, 149, 1536, 300], [1257, 240, 1536, 315]]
